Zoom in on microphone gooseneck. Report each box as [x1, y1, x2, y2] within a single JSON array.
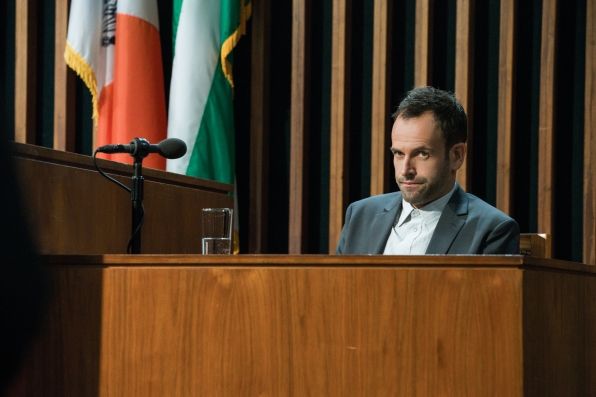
[[92, 137, 187, 254]]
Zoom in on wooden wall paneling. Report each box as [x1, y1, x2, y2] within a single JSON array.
[[454, 0, 473, 191], [523, 269, 596, 394], [370, 0, 390, 196], [289, 0, 309, 253], [12, 143, 233, 254], [414, 0, 430, 87], [329, 0, 350, 253], [12, 266, 104, 396], [249, 0, 270, 253], [496, 0, 515, 214], [585, 0, 595, 265], [14, 0, 38, 143], [537, 0, 557, 236], [53, 0, 76, 151]]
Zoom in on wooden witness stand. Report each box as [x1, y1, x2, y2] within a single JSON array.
[[9, 144, 595, 395], [17, 255, 596, 396]]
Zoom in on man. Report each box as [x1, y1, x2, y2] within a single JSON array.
[[336, 86, 519, 255]]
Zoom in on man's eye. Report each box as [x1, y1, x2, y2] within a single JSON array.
[[418, 152, 430, 159]]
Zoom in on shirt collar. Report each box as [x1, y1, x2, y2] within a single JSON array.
[[397, 183, 458, 226]]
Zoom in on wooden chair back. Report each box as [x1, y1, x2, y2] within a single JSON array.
[[520, 233, 552, 258]]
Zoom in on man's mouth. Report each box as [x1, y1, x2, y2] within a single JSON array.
[[399, 181, 422, 186]]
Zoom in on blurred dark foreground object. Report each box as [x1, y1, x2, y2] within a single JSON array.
[[0, 139, 47, 395]]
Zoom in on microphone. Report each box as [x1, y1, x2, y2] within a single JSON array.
[[96, 137, 187, 159]]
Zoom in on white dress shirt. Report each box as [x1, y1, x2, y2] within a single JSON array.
[[383, 184, 457, 255]]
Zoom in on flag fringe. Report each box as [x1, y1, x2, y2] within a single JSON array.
[[220, 1, 252, 88], [64, 43, 99, 123]]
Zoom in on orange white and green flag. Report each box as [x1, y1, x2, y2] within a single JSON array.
[[65, 0, 167, 169]]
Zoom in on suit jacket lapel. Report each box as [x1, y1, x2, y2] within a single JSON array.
[[425, 186, 468, 254], [369, 194, 402, 254]]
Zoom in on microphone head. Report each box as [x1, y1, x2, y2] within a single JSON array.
[[158, 138, 187, 159]]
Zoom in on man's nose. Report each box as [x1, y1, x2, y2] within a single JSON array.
[[399, 157, 415, 177]]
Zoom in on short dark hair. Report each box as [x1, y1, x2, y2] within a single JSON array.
[[392, 86, 467, 148]]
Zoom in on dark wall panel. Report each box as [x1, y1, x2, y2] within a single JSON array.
[[553, 0, 586, 261], [470, 0, 500, 205], [511, 0, 541, 233]]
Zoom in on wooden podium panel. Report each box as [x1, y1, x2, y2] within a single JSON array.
[[11, 143, 232, 254], [13, 255, 596, 396]]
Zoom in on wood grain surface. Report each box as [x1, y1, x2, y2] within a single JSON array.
[[538, 0, 557, 236], [14, 0, 37, 144], [14, 255, 595, 396], [523, 269, 596, 396], [12, 267, 104, 397], [519, 233, 552, 258], [496, 0, 515, 215], [289, 0, 309, 254], [53, 0, 75, 151], [46, 253, 523, 266], [98, 266, 522, 396], [414, 0, 430, 87], [11, 143, 232, 254], [370, 0, 390, 196], [329, 0, 350, 253], [454, 0, 473, 191]]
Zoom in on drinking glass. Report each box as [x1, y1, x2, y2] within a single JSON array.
[[201, 208, 233, 254]]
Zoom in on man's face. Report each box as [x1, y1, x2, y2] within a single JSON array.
[[390, 112, 463, 208]]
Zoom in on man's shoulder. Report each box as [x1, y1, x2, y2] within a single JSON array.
[[349, 191, 401, 211], [461, 191, 516, 223]]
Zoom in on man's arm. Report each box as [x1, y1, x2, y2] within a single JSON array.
[[481, 218, 520, 254], [335, 203, 354, 254]]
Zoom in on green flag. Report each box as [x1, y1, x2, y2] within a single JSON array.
[[167, 0, 251, 183]]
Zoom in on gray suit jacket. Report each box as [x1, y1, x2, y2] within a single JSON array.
[[336, 186, 520, 254]]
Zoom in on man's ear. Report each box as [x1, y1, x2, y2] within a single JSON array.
[[450, 143, 466, 171]]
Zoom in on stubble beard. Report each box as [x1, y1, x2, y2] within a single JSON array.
[[397, 162, 452, 208]]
